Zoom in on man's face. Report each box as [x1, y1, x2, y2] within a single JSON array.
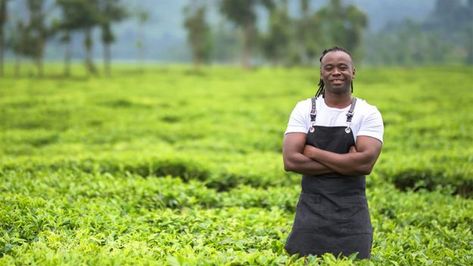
[[320, 51, 355, 94]]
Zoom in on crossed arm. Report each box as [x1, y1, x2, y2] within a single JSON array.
[[282, 133, 382, 176]]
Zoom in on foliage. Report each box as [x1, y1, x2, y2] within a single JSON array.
[[54, 0, 126, 76], [0, 0, 9, 76], [0, 65, 472, 264], [97, 0, 127, 76], [5, 0, 55, 77], [183, 2, 211, 67], [260, 1, 292, 66], [219, 0, 274, 68], [292, 0, 321, 65], [425, 0, 473, 64], [366, 0, 473, 66], [314, 0, 367, 61], [260, 0, 368, 66]]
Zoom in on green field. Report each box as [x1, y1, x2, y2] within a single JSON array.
[[1, 65, 472, 265]]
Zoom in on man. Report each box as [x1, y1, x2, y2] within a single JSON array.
[[283, 47, 383, 259]]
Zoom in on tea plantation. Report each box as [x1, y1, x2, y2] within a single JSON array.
[[0, 66, 472, 265]]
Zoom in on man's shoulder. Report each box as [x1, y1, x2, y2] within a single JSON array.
[[292, 98, 312, 111], [355, 98, 381, 115], [299, 97, 313, 105]]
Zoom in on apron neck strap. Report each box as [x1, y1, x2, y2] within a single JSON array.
[[346, 97, 357, 123], [310, 97, 317, 127]]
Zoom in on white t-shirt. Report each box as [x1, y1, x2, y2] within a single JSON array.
[[285, 96, 384, 143]]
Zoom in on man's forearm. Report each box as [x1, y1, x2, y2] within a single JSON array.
[[284, 153, 335, 176], [303, 146, 373, 176]]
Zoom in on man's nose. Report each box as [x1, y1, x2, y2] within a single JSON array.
[[332, 68, 341, 75]]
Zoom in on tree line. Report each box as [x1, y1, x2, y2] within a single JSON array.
[[184, 0, 367, 69], [184, 0, 473, 68], [3, 0, 469, 77], [365, 0, 473, 66], [0, 0, 127, 77], [0, 0, 368, 76]]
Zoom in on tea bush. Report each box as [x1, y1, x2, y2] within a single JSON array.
[[0, 65, 472, 265]]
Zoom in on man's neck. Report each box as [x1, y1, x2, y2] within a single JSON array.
[[323, 91, 353, 108]]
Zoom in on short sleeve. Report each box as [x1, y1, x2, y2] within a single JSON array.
[[357, 107, 384, 143], [285, 100, 310, 134]]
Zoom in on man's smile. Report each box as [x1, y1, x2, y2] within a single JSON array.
[[330, 79, 345, 84]]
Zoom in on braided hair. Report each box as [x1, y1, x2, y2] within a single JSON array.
[[315, 46, 354, 98]]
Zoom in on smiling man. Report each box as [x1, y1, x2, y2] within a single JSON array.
[[283, 47, 384, 259]]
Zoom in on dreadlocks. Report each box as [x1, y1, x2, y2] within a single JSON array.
[[315, 46, 354, 98]]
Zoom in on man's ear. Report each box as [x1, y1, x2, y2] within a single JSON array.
[[352, 67, 356, 79]]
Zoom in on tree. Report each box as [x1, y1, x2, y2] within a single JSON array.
[[364, 19, 455, 66], [261, 0, 292, 65], [294, 0, 317, 65], [134, 8, 149, 72], [7, 20, 29, 76], [210, 20, 239, 63], [55, 0, 76, 76], [183, 1, 211, 68], [315, 0, 367, 59], [56, 0, 100, 75], [80, 1, 99, 75], [54, 23, 72, 77], [0, 0, 9, 76], [219, 0, 273, 68], [284, 0, 325, 65], [424, 0, 473, 64], [25, 0, 54, 77], [6, 0, 54, 77], [98, 0, 127, 76]]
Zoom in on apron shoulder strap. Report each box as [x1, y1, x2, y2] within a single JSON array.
[[346, 97, 357, 123], [310, 97, 317, 127]]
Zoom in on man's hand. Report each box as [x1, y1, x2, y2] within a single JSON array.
[[349, 145, 357, 153]]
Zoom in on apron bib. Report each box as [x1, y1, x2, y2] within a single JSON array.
[[285, 97, 373, 259]]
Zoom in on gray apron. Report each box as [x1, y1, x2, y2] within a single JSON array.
[[285, 97, 373, 259]]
